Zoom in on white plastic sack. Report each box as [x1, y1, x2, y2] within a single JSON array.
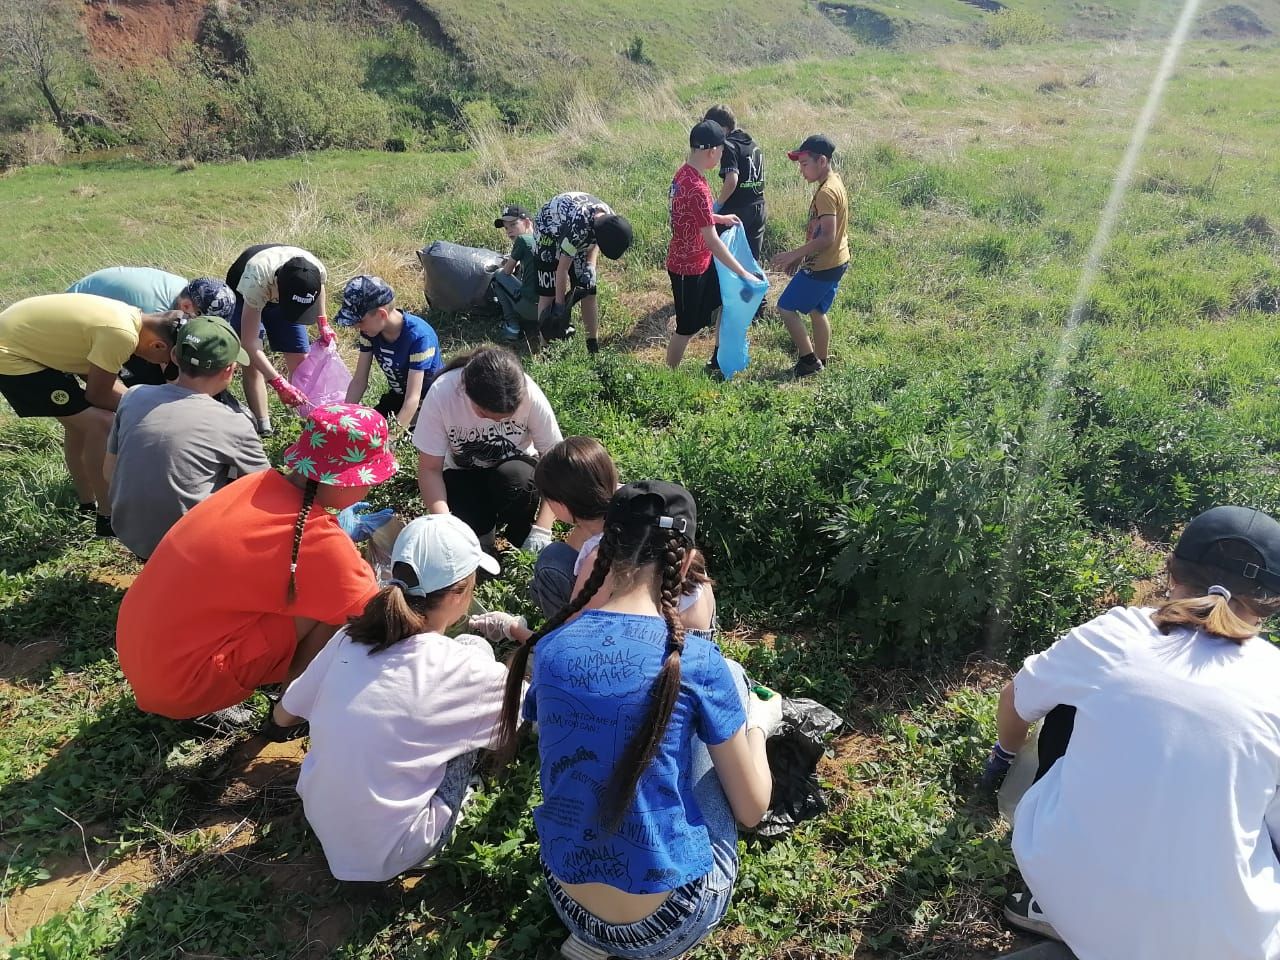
[[713, 225, 769, 380], [998, 721, 1041, 823]]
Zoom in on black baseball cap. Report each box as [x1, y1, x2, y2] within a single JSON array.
[[690, 119, 726, 150], [594, 214, 633, 260], [275, 257, 324, 324], [1173, 505, 1280, 592], [607, 480, 697, 544], [494, 204, 532, 228], [787, 134, 836, 161]]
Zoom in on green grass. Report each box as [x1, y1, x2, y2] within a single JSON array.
[[2, 37, 1280, 958]]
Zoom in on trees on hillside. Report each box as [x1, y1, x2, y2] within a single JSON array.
[[0, 0, 85, 135]]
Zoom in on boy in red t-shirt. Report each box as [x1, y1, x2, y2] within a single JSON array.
[[665, 120, 762, 371]]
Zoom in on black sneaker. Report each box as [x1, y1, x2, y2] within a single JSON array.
[[1003, 889, 1063, 941], [793, 354, 825, 378], [78, 501, 97, 516], [193, 703, 259, 736], [586, 337, 599, 355], [95, 514, 115, 538], [704, 357, 724, 381], [259, 698, 309, 742]]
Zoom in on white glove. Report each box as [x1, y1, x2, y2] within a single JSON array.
[[467, 611, 527, 642], [746, 687, 784, 739], [521, 525, 554, 554]]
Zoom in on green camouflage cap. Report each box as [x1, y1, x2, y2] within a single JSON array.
[[176, 316, 250, 371]]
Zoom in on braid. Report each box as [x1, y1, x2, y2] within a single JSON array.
[[495, 526, 620, 766], [286, 479, 319, 604], [600, 532, 687, 831]]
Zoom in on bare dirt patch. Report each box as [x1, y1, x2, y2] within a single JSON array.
[[81, 0, 208, 68], [2, 851, 156, 941], [0, 640, 64, 681]]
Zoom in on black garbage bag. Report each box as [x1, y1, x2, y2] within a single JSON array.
[[417, 241, 505, 313], [754, 695, 845, 838]]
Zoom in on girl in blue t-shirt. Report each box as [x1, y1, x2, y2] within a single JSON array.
[[495, 481, 780, 960], [336, 275, 445, 433]]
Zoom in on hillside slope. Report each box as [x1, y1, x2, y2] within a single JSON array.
[[78, 0, 1279, 78]]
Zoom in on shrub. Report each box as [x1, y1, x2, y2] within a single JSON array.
[[232, 19, 392, 155], [981, 10, 1056, 48], [112, 46, 238, 161]]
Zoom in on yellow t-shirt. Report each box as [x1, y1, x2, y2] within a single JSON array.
[[804, 172, 851, 272], [0, 293, 142, 376]]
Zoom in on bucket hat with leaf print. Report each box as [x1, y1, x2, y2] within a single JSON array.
[[281, 403, 399, 488]]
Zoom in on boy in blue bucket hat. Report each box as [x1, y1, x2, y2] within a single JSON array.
[[338, 275, 445, 434]]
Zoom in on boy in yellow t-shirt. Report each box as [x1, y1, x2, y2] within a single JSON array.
[[0, 293, 180, 535], [771, 135, 850, 378]]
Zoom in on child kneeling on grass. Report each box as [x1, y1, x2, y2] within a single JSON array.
[[115, 403, 398, 721], [268, 514, 512, 882], [339, 275, 444, 434], [495, 482, 780, 960], [986, 505, 1280, 960]]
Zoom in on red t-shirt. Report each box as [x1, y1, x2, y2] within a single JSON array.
[[666, 164, 714, 275], [116, 470, 378, 718]]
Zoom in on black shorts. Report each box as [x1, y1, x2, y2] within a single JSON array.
[[535, 234, 597, 299], [0, 368, 92, 418], [669, 265, 722, 336]]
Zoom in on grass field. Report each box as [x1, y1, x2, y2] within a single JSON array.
[[2, 36, 1280, 959]]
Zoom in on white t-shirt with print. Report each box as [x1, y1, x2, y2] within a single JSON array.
[[412, 367, 563, 470], [1011, 605, 1280, 960], [235, 246, 327, 310], [281, 628, 509, 882]]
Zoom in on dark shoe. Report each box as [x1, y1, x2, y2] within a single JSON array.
[[704, 357, 724, 381], [1003, 889, 1063, 941], [78, 501, 97, 515], [259, 700, 309, 742], [793, 354, 825, 378], [193, 703, 259, 736], [95, 513, 115, 538], [586, 337, 599, 355]]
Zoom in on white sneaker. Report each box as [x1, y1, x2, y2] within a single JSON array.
[[560, 934, 613, 960], [1003, 889, 1063, 942]]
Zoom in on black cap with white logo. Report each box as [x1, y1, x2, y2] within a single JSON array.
[[275, 257, 324, 324]]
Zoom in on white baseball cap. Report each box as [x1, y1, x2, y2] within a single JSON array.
[[391, 515, 501, 595]]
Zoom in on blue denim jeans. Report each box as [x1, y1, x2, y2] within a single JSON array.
[[542, 661, 750, 959], [531, 541, 579, 618]]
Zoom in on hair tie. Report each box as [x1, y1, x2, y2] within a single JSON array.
[[386, 578, 408, 591], [1207, 584, 1232, 602]]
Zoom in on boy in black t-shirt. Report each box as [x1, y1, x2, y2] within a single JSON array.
[[704, 105, 767, 262]]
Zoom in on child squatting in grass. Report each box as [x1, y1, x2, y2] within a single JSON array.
[[269, 514, 511, 881], [495, 481, 781, 960], [338, 274, 445, 434], [115, 402, 398, 722], [985, 505, 1280, 960]]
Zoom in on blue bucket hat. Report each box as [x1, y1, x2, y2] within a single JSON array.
[[178, 278, 236, 321], [335, 275, 396, 327]]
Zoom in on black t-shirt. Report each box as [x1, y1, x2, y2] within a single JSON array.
[[718, 130, 765, 209]]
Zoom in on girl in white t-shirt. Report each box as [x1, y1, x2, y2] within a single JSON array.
[[271, 514, 510, 882], [412, 345, 563, 558], [989, 505, 1280, 960]]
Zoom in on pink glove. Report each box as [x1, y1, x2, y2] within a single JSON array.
[[269, 376, 308, 408], [316, 315, 336, 347]]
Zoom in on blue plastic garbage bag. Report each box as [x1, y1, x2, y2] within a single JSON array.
[[713, 226, 769, 380]]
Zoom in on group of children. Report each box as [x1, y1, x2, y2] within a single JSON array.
[[4, 106, 1280, 960]]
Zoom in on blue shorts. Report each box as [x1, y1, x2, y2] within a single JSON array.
[[229, 298, 311, 355], [777, 263, 848, 315]]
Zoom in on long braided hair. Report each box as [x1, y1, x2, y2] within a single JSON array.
[[496, 514, 690, 831], [286, 478, 320, 604]]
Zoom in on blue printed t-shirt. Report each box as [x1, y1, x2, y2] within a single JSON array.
[[357, 310, 444, 396], [524, 610, 746, 894]]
